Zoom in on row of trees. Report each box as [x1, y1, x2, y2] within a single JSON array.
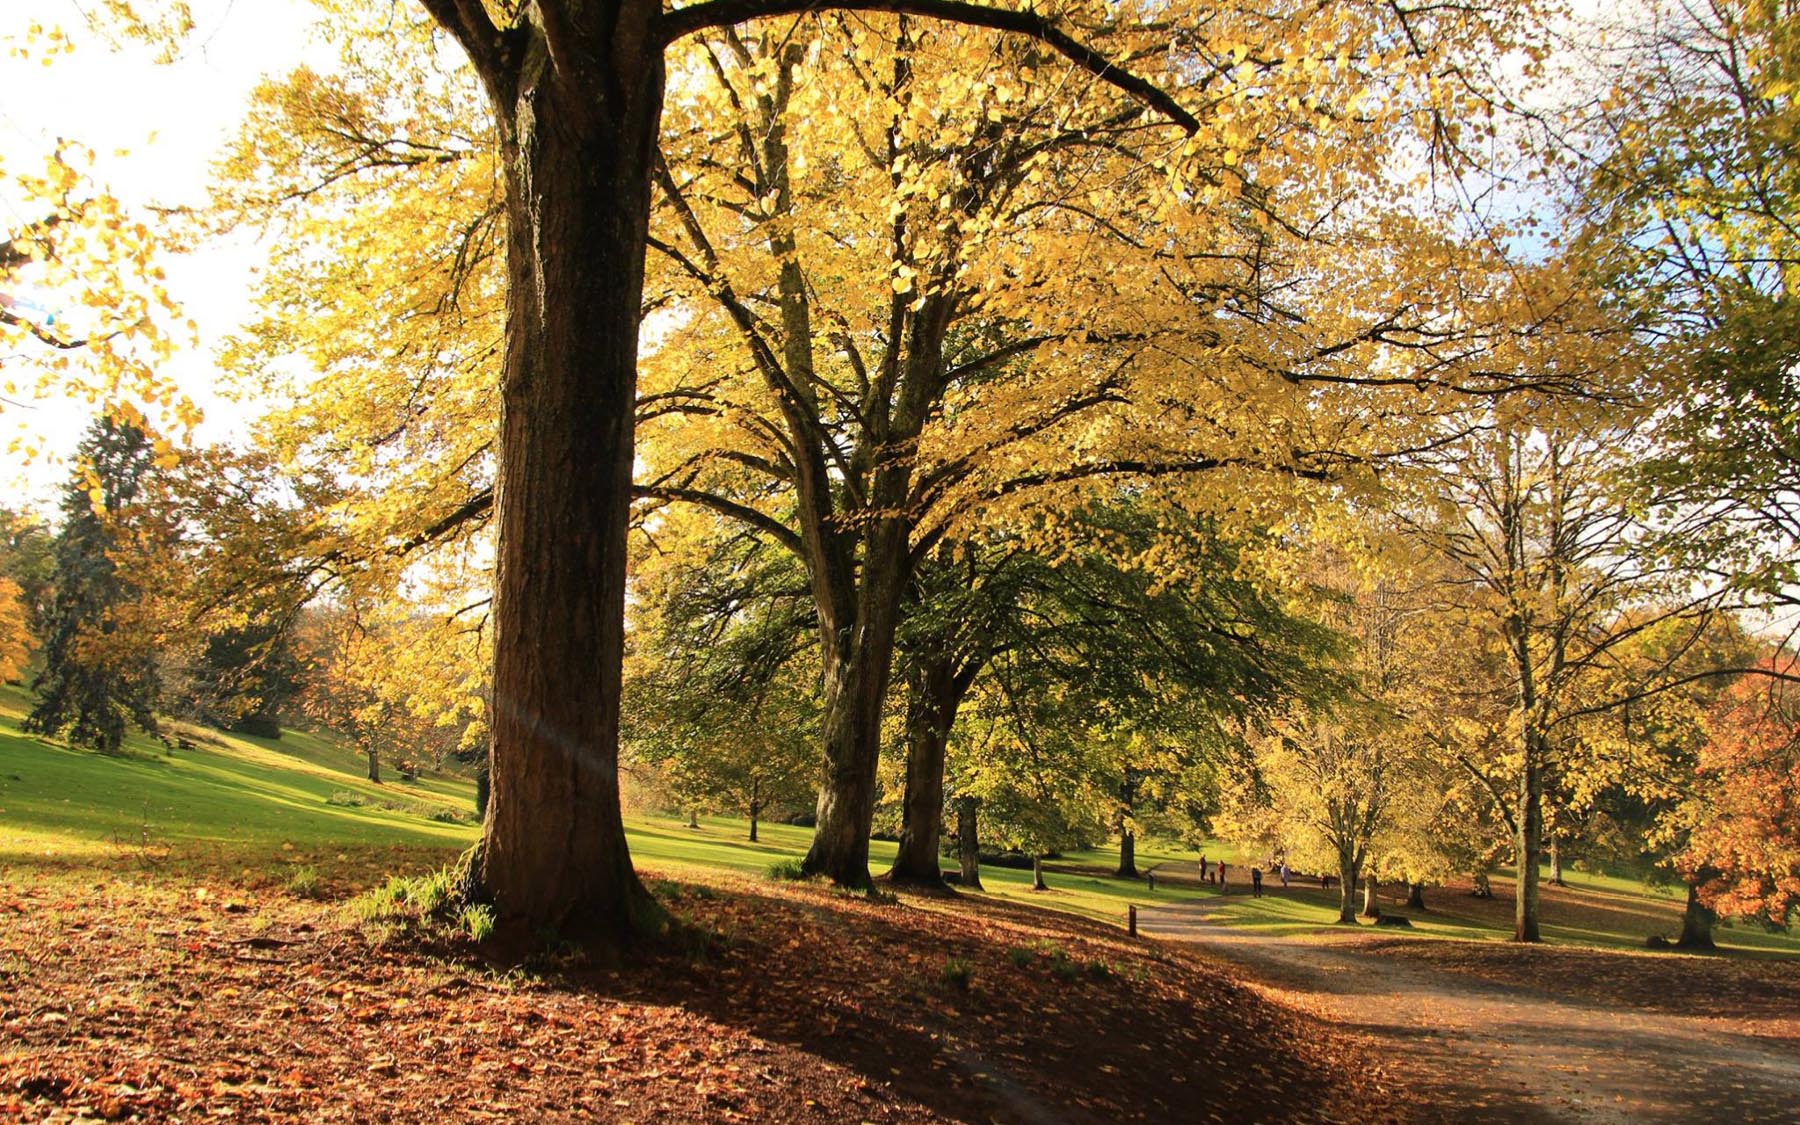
[[3, 0, 1797, 944]]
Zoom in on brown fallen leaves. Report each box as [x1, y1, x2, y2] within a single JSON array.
[[0, 866, 1416, 1123]]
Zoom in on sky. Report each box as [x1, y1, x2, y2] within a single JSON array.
[[0, 0, 319, 510]]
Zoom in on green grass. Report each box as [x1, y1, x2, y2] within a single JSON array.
[[0, 684, 478, 869], [2, 680, 1797, 958]]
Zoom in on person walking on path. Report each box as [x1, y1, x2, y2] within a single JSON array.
[[1279, 862, 1289, 890], [1251, 866, 1263, 898], [1218, 861, 1229, 893], [1199, 855, 1209, 883]]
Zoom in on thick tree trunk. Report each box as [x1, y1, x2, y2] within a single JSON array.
[[1549, 833, 1564, 886], [1472, 869, 1493, 898], [1514, 740, 1544, 942], [956, 796, 983, 890], [1114, 772, 1140, 879], [1361, 870, 1382, 919], [1677, 879, 1717, 950], [1407, 881, 1426, 910], [464, 17, 665, 940], [365, 743, 380, 785], [802, 525, 910, 889], [1336, 847, 1359, 924], [687, 809, 698, 829], [890, 657, 960, 885], [1032, 854, 1048, 891]]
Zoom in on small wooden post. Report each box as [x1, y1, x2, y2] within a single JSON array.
[[1128, 904, 1138, 936]]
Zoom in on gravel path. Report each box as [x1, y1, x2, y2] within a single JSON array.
[[1139, 893, 1800, 1123]]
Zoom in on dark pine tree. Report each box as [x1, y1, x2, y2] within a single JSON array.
[[23, 416, 163, 753]]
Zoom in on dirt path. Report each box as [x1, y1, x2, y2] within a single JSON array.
[[1139, 895, 1800, 1123]]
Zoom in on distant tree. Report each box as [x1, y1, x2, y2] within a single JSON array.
[[625, 514, 819, 841], [1676, 657, 1800, 934], [184, 619, 303, 738], [0, 577, 29, 683], [0, 508, 55, 643], [23, 415, 165, 753]]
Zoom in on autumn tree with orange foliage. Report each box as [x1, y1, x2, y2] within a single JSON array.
[[1681, 659, 1800, 934]]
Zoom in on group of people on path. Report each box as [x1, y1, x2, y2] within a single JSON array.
[[1197, 854, 1291, 898]]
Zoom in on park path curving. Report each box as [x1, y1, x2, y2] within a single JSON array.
[[1138, 892, 1800, 1123]]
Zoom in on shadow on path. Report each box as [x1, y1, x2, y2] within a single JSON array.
[[1140, 896, 1800, 1124]]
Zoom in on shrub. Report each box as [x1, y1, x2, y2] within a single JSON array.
[[285, 865, 323, 900], [766, 858, 807, 881], [940, 957, 973, 992], [1049, 950, 1081, 982], [427, 807, 469, 824], [326, 791, 369, 808], [1007, 946, 1034, 969], [460, 903, 497, 942]]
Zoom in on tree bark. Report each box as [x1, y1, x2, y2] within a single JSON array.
[[748, 778, 760, 843], [1514, 738, 1544, 942], [956, 796, 983, 889], [1549, 832, 1564, 886], [687, 809, 699, 829], [1677, 878, 1717, 950], [365, 742, 380, 785], [1114, 771, 1140, 879], [1336, 846, 1359, 924], [889, 655, 962, 885], [1117, 825, 1137, 879], [1407, 881, 1426, 910], [1361, 869, 1382, 919], [1032, 854, 1048, 891], [431, 6, 666, 940], [801, 523, 911, 889]]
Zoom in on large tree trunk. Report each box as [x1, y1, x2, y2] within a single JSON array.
[[1032, 854, 1047, 891], [451, 12, 664, 940], [1407, 881, 1426, 910], [365, 742, 380, 785], [956, 796, 983, 889], [890, 656, 961, 885], [1114, 771, 1140, 879], [1549, 833, 1564, 886], [1336, 846, 1359, 924], [1677, 878, 1717, 950], [802, 518, 911, 888], [1361, 869, 1382, 919], [1514, 738, 1544, 943]]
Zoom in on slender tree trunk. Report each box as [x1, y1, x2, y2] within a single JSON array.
[[956, 796, 983, 889], [1336, 846, 1359, 924], [365, 743, 380, 785], [890, 657, 960, 885], [1032, 854, 1048, 891], [454, 14, 665, 940], [1407, 882, 1426, 910], [1549, 833, 1564, 886], [1677, 878, 1717, 950], [748, 778, 760, 843], [1514, 738, 1544, 942], [1361, 870, 1382, 919]]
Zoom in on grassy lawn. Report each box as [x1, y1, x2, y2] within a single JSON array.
[[0, 685, 478, 874], [4, 681, 1797, 957]]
